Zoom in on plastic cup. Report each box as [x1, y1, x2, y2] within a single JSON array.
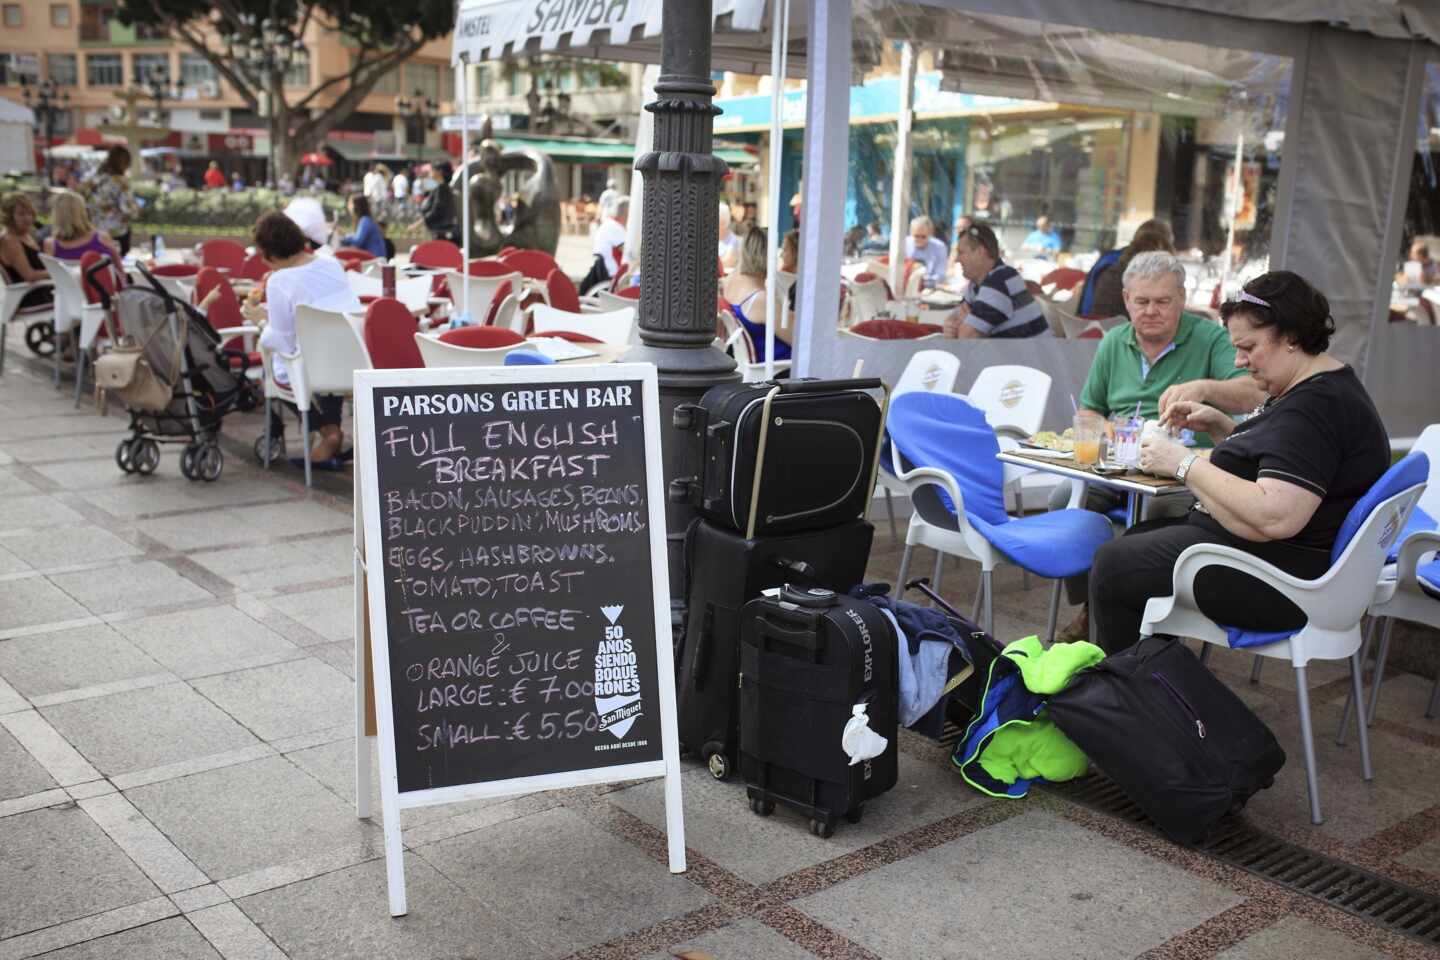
[[1073, 411, 1104, 466]]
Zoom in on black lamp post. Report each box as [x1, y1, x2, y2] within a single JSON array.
[[396, 89, 438, 164], [144, 66, 171, 128], [21, 77, 70, 187], [626, 0, 739, 627]]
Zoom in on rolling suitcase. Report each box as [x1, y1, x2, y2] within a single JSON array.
[[676, 518, 875, 781], [738, 586, 899, 837], [671, 378, 888, 538], [1047, 635, 1286, 845]]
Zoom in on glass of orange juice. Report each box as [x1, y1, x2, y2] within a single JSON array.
[[1073, 411, 1104, 466]]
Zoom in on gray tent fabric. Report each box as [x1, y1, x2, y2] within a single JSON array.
[[1271, 26, 1425, 371], [1135, 0, 1440, 46]]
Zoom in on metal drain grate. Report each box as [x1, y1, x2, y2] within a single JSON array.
[[1052, 773, 1440, 947], [938, 723, 1440, 946]]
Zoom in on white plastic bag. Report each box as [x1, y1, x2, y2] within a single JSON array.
[[841, 702, 888, 766]]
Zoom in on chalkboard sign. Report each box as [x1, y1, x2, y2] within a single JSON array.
[[354, 364, 685, 917]]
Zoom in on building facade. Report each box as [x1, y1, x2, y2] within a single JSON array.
[[0, 0, 455, 179]]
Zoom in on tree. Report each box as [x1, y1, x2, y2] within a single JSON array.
[[116, 0, 454, 180]]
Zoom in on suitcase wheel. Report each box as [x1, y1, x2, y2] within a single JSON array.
[[703, 744, 731, 781], [844, 806, 864, 825], [809, 817, 836, 839], [749, 796, 775, 817]]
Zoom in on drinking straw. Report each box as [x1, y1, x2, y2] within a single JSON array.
[[1070, 394, 1079, 415]]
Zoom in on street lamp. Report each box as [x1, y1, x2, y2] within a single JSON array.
[[144, 66, 172, 128], [396, 89, 437, 164], [226, 15, 307, 186], [21, 77, 70, 187]]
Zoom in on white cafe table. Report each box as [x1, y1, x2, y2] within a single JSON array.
[[997, 448, 1189, 527]]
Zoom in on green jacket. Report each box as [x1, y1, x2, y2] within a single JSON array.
[[953, 635, 1103, 798]]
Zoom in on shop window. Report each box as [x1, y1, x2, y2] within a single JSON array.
[[46, 52, 76, 85], [0, 52, 38, 85], [86, 52, 122, 87]]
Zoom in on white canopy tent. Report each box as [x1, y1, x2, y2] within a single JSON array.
[[0, 98, 36, 174], [448, 0, 1440, 437]]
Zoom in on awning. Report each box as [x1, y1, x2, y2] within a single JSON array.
[[452, 0, 769, 66], [491, 134, 757, 167], [326, 139, 453, 164]]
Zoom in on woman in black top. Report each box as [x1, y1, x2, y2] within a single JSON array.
[[0, 193, 55, 308], [1088, 271, 1389, 651]]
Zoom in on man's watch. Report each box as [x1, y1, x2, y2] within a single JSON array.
[[1175, 453, 1200, 482]]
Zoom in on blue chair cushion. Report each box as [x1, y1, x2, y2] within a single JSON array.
[[1219, 453, 1432, 649], [888, 392, 1010, 527], [1331, 452, 1429, 564], [1388, 506, 1437, 563], [1419, 559, 1440, 599], [968, 508, 1116, 579], [887, 392, 1113, 578], [504, 350, 555, 365]]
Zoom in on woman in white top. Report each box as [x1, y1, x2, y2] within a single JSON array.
[[250, 212, 362, 463]]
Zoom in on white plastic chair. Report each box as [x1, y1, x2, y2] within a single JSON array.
[[531, 304, 636, 346], [889, 392, 1113, 642], [413, 333, 522, 368], [966, 364, 1057, 525], [845, 277, 889, 326], [347, 273, 431, 315], [872, 351, 963, 540], [262, 305, 372, 488], [40, 253, 107, 404], [443, 269, 522, 325], [587, 289, 641, 313], [0, 277, 54, 376], [1336, 426, 1440, 736], [1139, 456, 1427, 825]]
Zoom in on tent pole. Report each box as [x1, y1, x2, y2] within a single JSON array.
[[763, 0, 790, 380], [1219, 131, 1243, 303], [459, 56, 470, 323], [888, 42, 917, 299]]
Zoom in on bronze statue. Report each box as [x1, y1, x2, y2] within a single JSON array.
[[449, 121, 560, 256]]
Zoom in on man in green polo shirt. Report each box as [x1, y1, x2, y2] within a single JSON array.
[[1079, 250, 1262, 432], [1054, 250, 1264, 640]]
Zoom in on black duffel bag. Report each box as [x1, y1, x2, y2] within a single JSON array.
[[1047, 635, 1286, 845]]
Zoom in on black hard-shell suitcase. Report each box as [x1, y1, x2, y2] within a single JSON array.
[[671, 378, 888, 538], [676, 518, 874, 781], [1047, 635, 1286, 845], [739, 586, 899, 837]]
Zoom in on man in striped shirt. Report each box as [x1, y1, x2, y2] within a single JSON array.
[[944, 223, 1050, 339]]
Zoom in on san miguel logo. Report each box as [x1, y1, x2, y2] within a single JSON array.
[[594, 604, 643, 739]]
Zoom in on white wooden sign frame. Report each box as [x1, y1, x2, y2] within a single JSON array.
[[352, 363, 686, 917]]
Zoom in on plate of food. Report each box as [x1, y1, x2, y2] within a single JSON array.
[[1020, 428, 1075, 453]]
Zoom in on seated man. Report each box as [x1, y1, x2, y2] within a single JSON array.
[[903, 215, 949, 286], [943, 223, 1049, 339], [1053, 249, 1267, 638], [1021, 215, 1062, 258]]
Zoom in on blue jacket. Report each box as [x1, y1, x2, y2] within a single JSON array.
[[342, 216, 386, 258]]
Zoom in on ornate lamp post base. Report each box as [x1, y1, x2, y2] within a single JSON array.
[[625, 0, 740, 629]]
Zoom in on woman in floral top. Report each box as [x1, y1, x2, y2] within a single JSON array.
[[83, 146, 140, 256]]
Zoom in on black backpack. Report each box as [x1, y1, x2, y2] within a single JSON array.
[[1047, 635, 1286, 845]]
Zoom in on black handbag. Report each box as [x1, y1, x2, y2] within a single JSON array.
[[1047, 636, 1286, 844]]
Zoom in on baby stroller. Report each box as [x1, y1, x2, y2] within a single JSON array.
[[85, 260, 259, 481]]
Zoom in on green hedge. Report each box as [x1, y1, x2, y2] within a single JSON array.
[[0, 177, 423, 243]]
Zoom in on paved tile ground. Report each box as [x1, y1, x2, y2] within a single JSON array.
[[1, 339, 1439, 959]]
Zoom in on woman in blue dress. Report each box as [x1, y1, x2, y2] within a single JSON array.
[[338, 195, 387, 259], [720, 227, 792, 362]]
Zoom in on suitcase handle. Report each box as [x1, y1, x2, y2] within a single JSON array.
[[777, 377, 883, 395], [770, 556, 817, 581], [692, 604, 715, 690], [754, 612, 822, 654]]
